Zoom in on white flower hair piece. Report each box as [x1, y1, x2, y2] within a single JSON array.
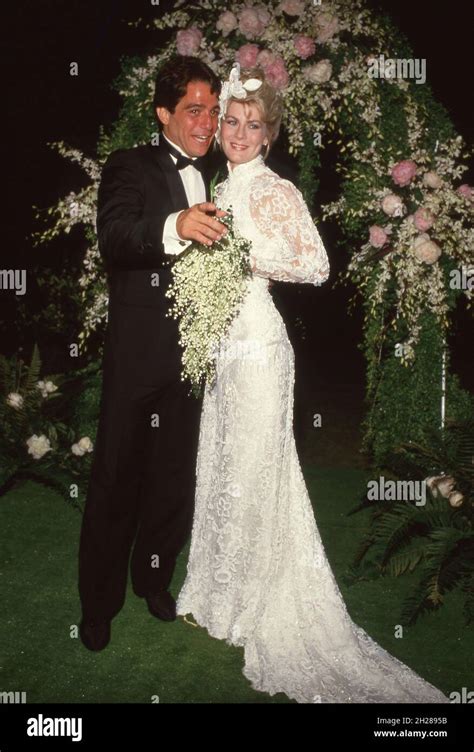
[[216, 62, 263, 143]]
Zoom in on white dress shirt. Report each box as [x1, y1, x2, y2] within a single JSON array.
[[161, 134, 207, 256]]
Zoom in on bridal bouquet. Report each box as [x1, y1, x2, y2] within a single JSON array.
[[165, 200, 253, 398]]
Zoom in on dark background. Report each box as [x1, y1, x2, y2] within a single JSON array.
[[2, 0, 473, 453]]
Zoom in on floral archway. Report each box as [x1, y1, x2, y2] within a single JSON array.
[[36, 0, 473, 465]]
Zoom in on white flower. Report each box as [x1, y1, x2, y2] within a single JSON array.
[[7, 392, 23, 409], [37, 380, 58, 398], [78, 436, 93, 452], [313, 12, 340, 43], [448, 490, 464, 508], [437, 476, 456, 498], [26, 434, 52, 460], [411, 233, 442, 265], [69, 200, 80, 218], [216, 10, 237, 37], [71, 436, 94, 456], [426, 476, 441, 498], [381, 193, 405, 217], [303, 60, 332, 84], [423, 171, 443, 189]]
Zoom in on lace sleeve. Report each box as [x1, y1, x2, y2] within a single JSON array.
[[249, 178, 330, 285]]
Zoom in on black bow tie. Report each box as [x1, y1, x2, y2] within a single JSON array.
[[161, 137, 207, 173]]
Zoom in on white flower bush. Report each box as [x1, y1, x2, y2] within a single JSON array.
[[1, 345, 96, 498]]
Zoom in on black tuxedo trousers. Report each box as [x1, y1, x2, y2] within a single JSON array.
[[78, 142, 216, 619]]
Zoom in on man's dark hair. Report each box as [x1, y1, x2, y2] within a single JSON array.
[[153, 55, 221, 127]]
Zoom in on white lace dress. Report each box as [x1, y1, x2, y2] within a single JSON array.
[[176, 154, 448, 704]]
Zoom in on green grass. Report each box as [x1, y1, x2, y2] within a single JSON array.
[[0, 468, 471, 703]]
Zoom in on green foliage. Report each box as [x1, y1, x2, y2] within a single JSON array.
[[297, 130, 320, 209], [360, 305, 474, 467], [349, 418, 474, 625], [97, 55, 158, 157], [0, 346, 98, 507], [70, 363, 102, 443]]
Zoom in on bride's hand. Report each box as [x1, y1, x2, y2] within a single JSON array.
[[177, 203, 228, 247]]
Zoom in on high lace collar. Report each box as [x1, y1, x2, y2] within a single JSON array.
[[226, 153, 267, 183]]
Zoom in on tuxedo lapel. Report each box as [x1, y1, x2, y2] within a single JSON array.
[[148, 141, 213, 208], [149, 142, 189, 212], [202, 161, 213, 202], [204, 172, 211, 203]]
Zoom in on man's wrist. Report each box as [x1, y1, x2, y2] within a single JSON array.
[[175, 210, 187, 244], [163, 210, 191, 255]]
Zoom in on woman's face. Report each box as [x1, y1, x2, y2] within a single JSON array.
[[220, 100, 269, 168]]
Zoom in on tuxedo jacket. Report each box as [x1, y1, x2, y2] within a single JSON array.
[[97, 140, 223, 388]]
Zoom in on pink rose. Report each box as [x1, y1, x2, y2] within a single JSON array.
[[413, 207, 435, 232], [264, 56, 289, 89], [391, 160, 417, 187], [279, 0, 305, 15], [216, 11, 238, 37], [238, 8, 265, 39], [176, 27, 202, 56], [236, 44, 260, 69], [457, 184, 474, 202], [369, 225, 388, 248], [294, 35, 316, 60]]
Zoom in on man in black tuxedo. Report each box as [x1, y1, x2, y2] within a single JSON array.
[[78, 55, 228, 651]]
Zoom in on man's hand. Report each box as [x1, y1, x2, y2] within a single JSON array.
[[176, 203, 228, 247]]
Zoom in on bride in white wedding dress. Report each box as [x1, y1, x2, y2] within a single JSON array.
[[176, 64, 449, 704]]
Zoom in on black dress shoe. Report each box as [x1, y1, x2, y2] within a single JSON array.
[[146, 590, 176, 621], [79, 617, 111, 651]]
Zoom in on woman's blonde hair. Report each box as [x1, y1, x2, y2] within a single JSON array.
[[217, 66, 284, 159]]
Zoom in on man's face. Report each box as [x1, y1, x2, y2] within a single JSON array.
[[156, 80, 220, 157]]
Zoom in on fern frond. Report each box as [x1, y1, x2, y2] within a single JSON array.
[[22, 343, 42, 395], [385, 542, 426, 577]]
